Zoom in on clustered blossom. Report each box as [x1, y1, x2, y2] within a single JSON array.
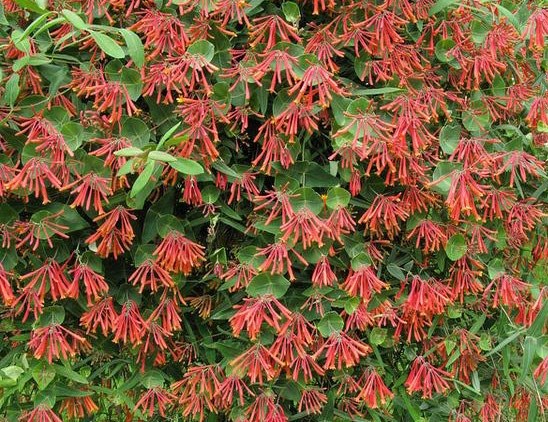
[[0, 0, 545, 421]]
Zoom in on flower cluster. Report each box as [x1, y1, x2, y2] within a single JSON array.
[[0, 0, 546, 421]]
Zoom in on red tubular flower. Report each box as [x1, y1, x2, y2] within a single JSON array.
[[290, 354, 325, 382], [28, 324, 86, 363], [20, 259, 71, 302], [252, 185, 296, 226], [358, 194, 409, 239], [483, 274, 531, 309], [355, 368, 393, 408], [253, 48, 299, 92], [130, 10, 188, 59], [229, 343, 284, 384], [149, 290, 184, 333], [58, 394, 99, 419], [14, 212, 69, 251], [523, 8, 548, 51], [364, 9, 407, 53], [69, 263, 109, 306], [404, 275, 451, 315], [230, 295, 292, 340], [11, 288, 43, 323], [313, 331, 371, 369], [449, 256, 485, 302], [86, 206, 136, 259], [443, 169, 489, 221], [256, 242, 308, 281], [18, 405, 63, 422], [18, 116, 73, 164], [5, 157, 62, 204], [406, 219, 447, 253], [153, 231, 205, 274], [112, 300, 146, 345], [480, 394, 501, 422], [405, 356, 451, 398], [298, 387, 327, 414], [80, 297, 117, 336], [221, 262, 258, 292], [311, 256, 337, 288], [216, 375, 254, 408], [288, 63, 347, 107], [134, 387, 176, 418], [325, 206, 356, 242], [280, 208, 329, 249], [496, 150, 545, 187], [129, 259, 174, 293], [62, 173, 112, 214], [0, 263, 14, 305], [182, 176, 203, 206], [340, 266, 387, 301], [248, 15, 301, 49]]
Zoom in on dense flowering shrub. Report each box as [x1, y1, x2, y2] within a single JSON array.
[[0, 0, 547, 420]]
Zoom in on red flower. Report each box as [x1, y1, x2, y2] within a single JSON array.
[[311, 256, 337, 288], [18, 404, 63, 422], [288, 62, 347, 107], [256, 242, 308, 281], [58, 394, 99, 419], [112, 300, 146, 345], [216, 375, 254, 408], [483, 274, 530, 309], [355, 368, 393, 408], [280, 207, 329, 249], [86, 206, 136, 259], [5, 157, 63, 204], [20, 259, 71, 302], [80, 297, 117, 336], [154, 231, 205, 274], [480, 394, 501, 422], [298, 387, 327, 414], [62, 172, 112, 214], [230, 295, 292, 340], [407, 219, 447, 253], [248, 15, 301, 49], [405, 356, 451, 398], [28, 324, 86, 363], [313, 331, 371, 369], [134, 387, 176, 418], [533, 356, 548, 386], [129, 259, 174, 293], [358, 194, 409, 239], [230, 343, 284, 384], [340, 266, 387, 301], [69, 263, 109, 306], [0, 263, 14, 305], [290, 354, 325, 382]]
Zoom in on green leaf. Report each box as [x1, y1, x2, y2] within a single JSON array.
[[444, 234, 467, 261], [369, 327, 387, 345], [352, 87, 404, 96], [435, 39, 456, 63], [54, 364, 88, 384], [169, 158, 204, 175], [487, 258, 505, 280], [429, 0, 457, 15], [290, 187, 324, 215], [114, 147, 144, 157], [3, 73, 20, 107], [89, 31, 125, 59], [187, 40, 215, 62], [317, 311, 344, 337], [32, 363, 56, 390], [1, 366, 24, 381], [121, 117, 150, 147], [431, 161, 461, 195], [282, 2, 300, 23], [148, 151, 176, 162], [140, 370, 164, 388], [61, 9, 88, 30], [38, 306, 66, 326], [326, 187, 351, 209], [119, 29, 145, 68], [131, 161, 155, 198], [13, 0, 46, 13], [246, 273, 290, 299], [12, 54, 51, 71], [439, 124, 461, 155], [120, 67, 143, 101], [386, 263, 405, 281]]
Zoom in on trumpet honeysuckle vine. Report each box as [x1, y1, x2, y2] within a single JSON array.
[[0, 0, 547, 421]]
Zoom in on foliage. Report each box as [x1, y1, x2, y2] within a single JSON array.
[[0, 0, 547, 421]]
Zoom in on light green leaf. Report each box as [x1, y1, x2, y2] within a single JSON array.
[[89, 31, 125, 59], [444, 234, 467, 261], [317, 311, 344, 337], [326, 187, 351, 209], [246, 273, 290, 299], [282, 2, 300, 23], [119, 28, 145, 68], [187, 40, 215, 62], [169, 158, 204, 175], [439, 124, 461, 155], [131, 161, 155, 198], [148, 151, 176, 162], [61, 9, 88, 30], [3, 74, 20, 107]]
